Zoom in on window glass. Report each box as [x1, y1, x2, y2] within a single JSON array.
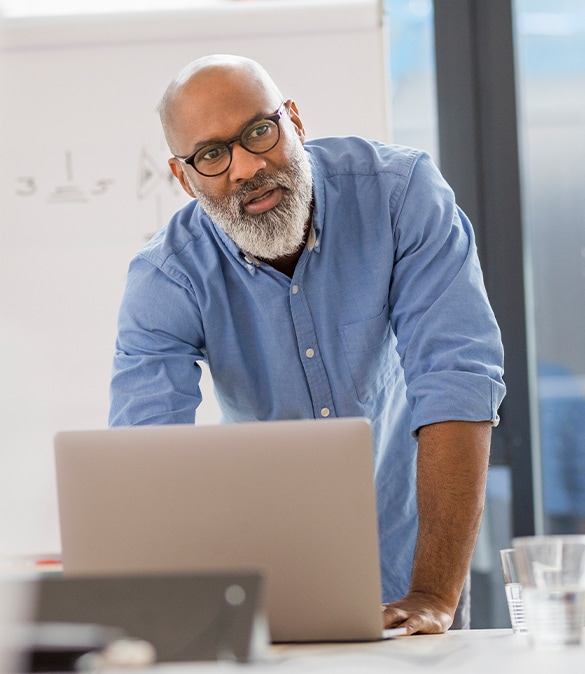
[[514, 0, 585, 534], [384, 0, 438, 158]]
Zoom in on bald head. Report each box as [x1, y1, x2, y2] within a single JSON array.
[[159, 54, 284, 155]]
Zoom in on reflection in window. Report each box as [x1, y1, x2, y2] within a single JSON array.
[[539, 363, 585, 534]]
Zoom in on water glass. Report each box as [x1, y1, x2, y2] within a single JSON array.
[[499, 548, 527, 633], [513, 535, 585, 648]]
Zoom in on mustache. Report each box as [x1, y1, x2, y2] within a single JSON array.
[[234, 171, 291, 202]]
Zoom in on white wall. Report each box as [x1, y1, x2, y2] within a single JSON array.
[[0, 0, 390, 556]]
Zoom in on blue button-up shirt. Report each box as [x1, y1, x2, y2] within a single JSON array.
[[109, 137, 506, 603]]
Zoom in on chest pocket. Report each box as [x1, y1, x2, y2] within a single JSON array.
[[339, 306, 393, 404]]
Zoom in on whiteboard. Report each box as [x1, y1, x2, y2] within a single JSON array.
[[0, 0, 390, 555]]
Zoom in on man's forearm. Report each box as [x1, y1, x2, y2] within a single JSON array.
[[410, 420, 492, 614]]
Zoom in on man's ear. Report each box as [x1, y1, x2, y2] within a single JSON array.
[[287, 100, 306, 145], [169, 158, 196, 198]]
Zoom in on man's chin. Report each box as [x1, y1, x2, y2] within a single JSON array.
[[222, 212, 306, 261], [238, 236, 304, 261]]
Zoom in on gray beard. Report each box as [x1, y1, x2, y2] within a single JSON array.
[[194, 144, 313, 260]]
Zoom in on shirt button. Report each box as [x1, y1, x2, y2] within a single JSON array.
[[291, 284, 299, 294], [305, 348, 315, 358], [320, 407, 330, 418]]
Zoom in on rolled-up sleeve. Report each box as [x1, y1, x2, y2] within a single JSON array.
[[388, 152, 505, 434]]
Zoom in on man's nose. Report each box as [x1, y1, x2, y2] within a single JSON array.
[[228, 142, 268, 182]]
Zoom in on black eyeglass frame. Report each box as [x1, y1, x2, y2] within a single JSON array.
[[174, 100, 288, 177]]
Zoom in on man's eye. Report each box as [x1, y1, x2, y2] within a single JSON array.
[[199, 145, 228, 162], [247, 122, 271, 139]]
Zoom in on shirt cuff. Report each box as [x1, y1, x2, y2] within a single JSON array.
[[407, 370, 505, 436]]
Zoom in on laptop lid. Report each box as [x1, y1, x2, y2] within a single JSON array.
[[54, 417, 388, 643]]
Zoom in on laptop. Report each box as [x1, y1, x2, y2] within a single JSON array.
[[54, 417, 403, 643]]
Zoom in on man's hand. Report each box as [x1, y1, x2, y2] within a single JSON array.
[[381, 591, 454, 635]]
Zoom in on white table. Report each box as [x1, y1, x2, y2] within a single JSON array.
[[121, 629, 585, 674]]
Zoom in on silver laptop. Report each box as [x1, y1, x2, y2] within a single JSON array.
[[54, 417, 402, 643]]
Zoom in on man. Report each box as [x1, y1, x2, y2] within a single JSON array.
[[109, 54, 506, 634]]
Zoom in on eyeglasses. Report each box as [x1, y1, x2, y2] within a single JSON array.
[[175, 101, 287, 177]]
